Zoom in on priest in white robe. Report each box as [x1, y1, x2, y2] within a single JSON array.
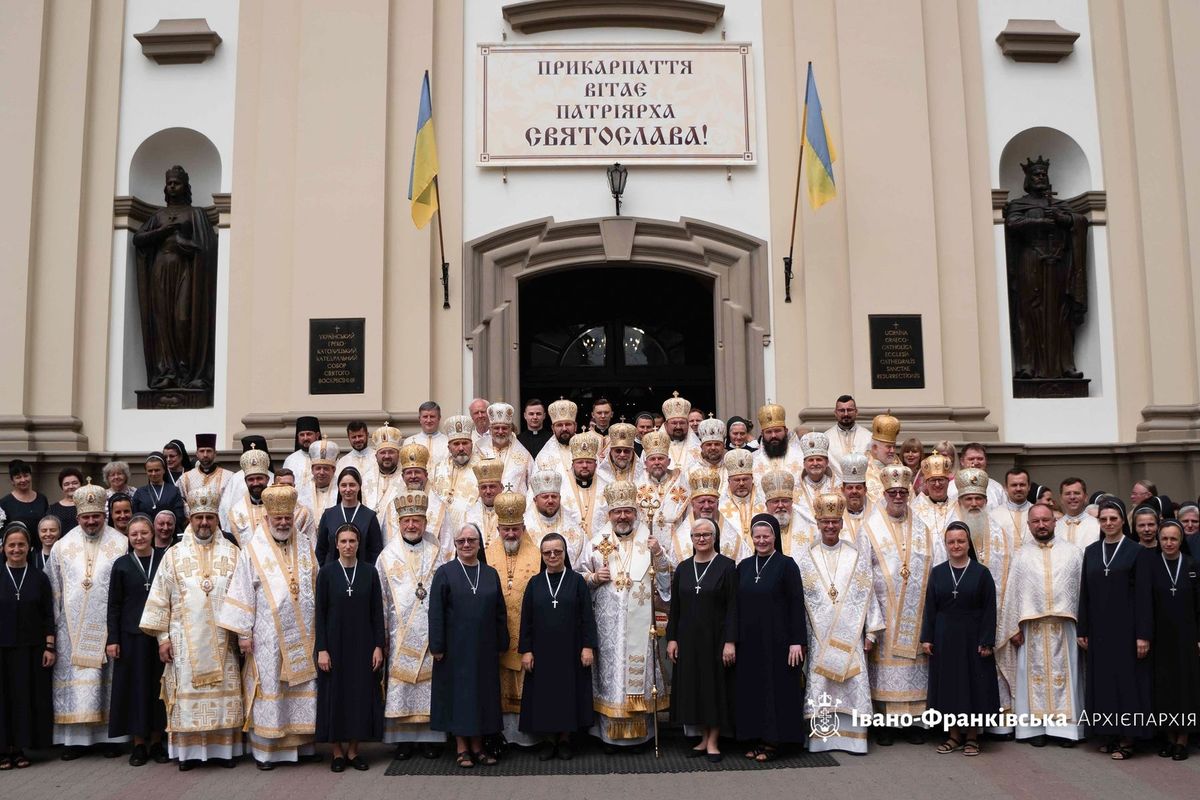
[[524, 468, 591, 569], [139, 487, 244, 766], [1055, 477, 1100, 547], [334, 420, 377, 491], [223, 447, 272, 546], [995, 468, 1033, 545], [996, 503, 1085, 744], [693, 417, 729, 490], [403, 401, 449, 469], [839, 453, 871, 540], [580, 482, 671, 748], [661, 393, 701, 473], [377, 490, 446, 757], [762, 471, 812, 556], [863, 413, 901, 505], [559, 432, 609, 538], [427, 415, 480, 556], [305, 437, 340, 518], [596, 422, 644, 484], [668, 468, 747, 566], [281, 416, 321, 513], [379, 443, 431, 545], [911, 454, 957, 537], [797, 492, 884, 754], [634, 430, 691, 550], [461, 458, 505, 552], [947, 443, 1007, 508], [752, 403, 804, 486], [49, 482, 129, 754], [533, 398, 578, 489], [863, 464, 944, 743], [791, 432, 839, 524], [474, 403, 532, 494], [363, 422, 404, 514], [177, 433, 234, 515], [823, 395, 872, 481], [217, 485, 318, 768], [717, 449, 763, 556]]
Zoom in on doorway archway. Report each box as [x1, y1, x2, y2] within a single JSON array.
[[463, 216, 769, 419]]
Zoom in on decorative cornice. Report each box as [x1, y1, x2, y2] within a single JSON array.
[[502, 0, 724, 34], [995, 19, 1079, 63], [113, 196, 222, 230], [134, 19, 222, 65]]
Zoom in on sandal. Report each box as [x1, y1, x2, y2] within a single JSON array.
[[936, 737, 963, 754], [0, 756, 12, 771], [13, 751, 30, 769], [473, 750, 498, 766], [755, 746, 779, 763], [1111, 745, 1133, 760], [1098, 738, 1117, 754], [455, 751, 474, 769], [963, 740, 980, 757], [744, 746, 762, 760]]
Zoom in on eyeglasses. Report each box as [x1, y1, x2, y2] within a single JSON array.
[[691, 532, 713, 539], [453, 538, 479, 546], [541, 549, 564, 556]]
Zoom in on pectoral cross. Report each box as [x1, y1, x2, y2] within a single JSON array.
[[144, 581, 151, 591], [346, 585, 354, 597], [1104, 567, 1110, 576], [952, 589, 958, 599], [551, 599, 559, 609], [1171, 587, 1177, 596], [694, 583, 702, 595]]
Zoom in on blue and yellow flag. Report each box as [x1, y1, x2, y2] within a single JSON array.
[[803, 63, 837, 209], [409, 71, 439, 229]]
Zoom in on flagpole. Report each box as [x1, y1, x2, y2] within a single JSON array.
[[783, 62, 812, 304], [433, 175, 450, 309]]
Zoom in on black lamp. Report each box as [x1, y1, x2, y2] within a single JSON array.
[[606, 162, 628, 216]]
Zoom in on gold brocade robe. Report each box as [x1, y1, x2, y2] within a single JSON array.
[[484, 534, 541, 712], [178, 466, 233, 514]]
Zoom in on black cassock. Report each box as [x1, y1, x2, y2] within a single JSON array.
[[920, 560, 1000, 716], [667, 554, 738, 730], [131, 483, 187, 532], [0, 565, 54, 749], [429, 560, 508, 737], [733, 553, 807, 743], [1148, 553, 1200, 728], [315, 505, 385, 566], [517, 568, 597, 735], [1077, 539, 1153, 736], [107, 549, 167, 738], [315, 560, 385, 742]]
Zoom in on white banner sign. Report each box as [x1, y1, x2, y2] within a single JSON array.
[[476, 43, 757, 166]]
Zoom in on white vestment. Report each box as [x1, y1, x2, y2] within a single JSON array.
[[224, 495, 269, 547], [524, 506, 592, 571], [635, 470, 692, 548], [717, 490, 765, 557], [140, 533, 244, 760], [947, 476, 1006, 508], [177, 466, 234, 516], [473, 436, 532, 494], [48, 526, 129, 746], [403, 431, 450, 470], [823, 424, 872, 480], [218, 469, 273, 530], [1055, 513, 1100, 548], [335, 447, 378, 491]]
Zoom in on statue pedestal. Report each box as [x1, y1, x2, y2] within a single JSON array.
[[1012, 378, 1090, 399], [136, 388, 213, 409]]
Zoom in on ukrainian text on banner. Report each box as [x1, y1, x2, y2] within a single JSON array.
[[477, 43, 757, 166]]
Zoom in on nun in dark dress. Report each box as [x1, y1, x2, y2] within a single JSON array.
[[733, 513, 807, 762], [106, 514, 167, 765], [315, 468, 385, 566], [429, 523, 508, 768], [0, 523, 55, 769], [315, 523, 385, 772], [1148, 521, 1200, 760], [666, 516, 738, 762], [1078, 499, 1154, 759], [920, 521, 999, 757], [517, 532, 596, 761]]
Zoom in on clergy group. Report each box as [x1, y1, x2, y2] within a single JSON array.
[[1, 395, 1198, 772]]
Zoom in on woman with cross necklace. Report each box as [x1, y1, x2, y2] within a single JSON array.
[[315, 523, 385, 772], [1146, 520, 1200, 760]]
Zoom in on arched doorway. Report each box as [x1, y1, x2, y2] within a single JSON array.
[[519, 266, 716, 422]]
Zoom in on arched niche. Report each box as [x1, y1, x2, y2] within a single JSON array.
[[999, 126, 1091, 199], [129, 127, 222, 206]]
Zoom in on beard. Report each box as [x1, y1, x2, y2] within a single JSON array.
[[962, 507, 988, 547], [668, 428, 686, 442], [503, 538, 520, 555], [453, 452, 471, 467], [762, 437, 788, 458], [773, 510, 792, 528], [702, 450, 722, 466], [613, 520, 633, 536]]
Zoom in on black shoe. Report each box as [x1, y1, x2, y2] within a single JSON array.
[[906, 728, 927, 745], [221, 757, 237, 768], [149, 742, 170, 764], [602, 744, 618, 755], [129, 744, 148, 766], [420, 744, 442, 759], [875, 729, 894, 747], [61, 746, 85, 761], [299, 752, 322, 763], [558, 742, 574, 761], [707, 752, 724, 763], [255, 759, 274, 771], [1174, 744, 1189, 761], [393, 742, 415, 761], [1057, 738, 1076, 748], [687, 747, 707, 758], [330, 757, 346, 773], [538, 742, 558, 762], [351, 755, 369, 771], [1028, 735, 1047, 748], [178, 759, 196, 771]]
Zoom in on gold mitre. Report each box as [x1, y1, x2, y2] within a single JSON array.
[[262, 484, 298, 516], [529, 468, 562, 496], [73, 479, 107, 515], [188, 486, 221, 517], [758, 402, 787, 432], [240, 444, 271, 477], [372, 421, 403, 453], [800, 431, 830, 459], [442, 415, 473, 442], [813, 492, 846, 520], [722, 448, 754, 476], [607, 422, 636, 449], [920, 454, 954, 481], [841, 452, 868, 485], [472, 457, 504, 486], [641, 429, 670, 458], [398, 442, 430, 472], [309, 436, 339, 466], [662, 391, 691, 421], [547, 398, 578, 425], [394, 489, 429, 518], [697, 416, 726, 444], [603, 480, 638, 510], [871, 411, 901, 445], [879, 463, 912, 492], [569, 431, 601, 461], [760, 470, 795, 501], [495, 486, 527, 525], [688, 467, 722, 498], [955, 468, 989, 498], [486, 402, 515, 426]]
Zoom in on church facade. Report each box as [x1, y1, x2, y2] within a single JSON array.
[[2, 0, 1198, 496]]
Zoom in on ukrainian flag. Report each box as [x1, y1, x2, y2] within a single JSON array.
[[803, 63, 837, 209], [409, 71, 439, 229]]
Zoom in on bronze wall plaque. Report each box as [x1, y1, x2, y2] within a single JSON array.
[[869, 315, 925, 390], [309, 318, 365, 395]]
